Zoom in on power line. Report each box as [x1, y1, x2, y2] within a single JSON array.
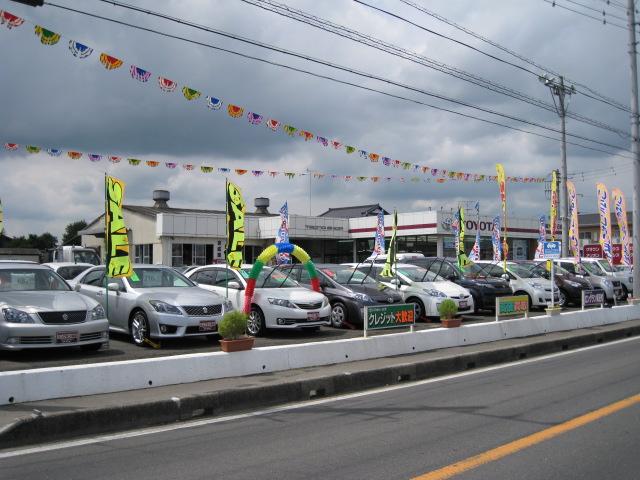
[[397, 0, 631, 113], [44, 1, 633, 153], [562, 0, 628, 21], [543, 0, 630, 30], [355, 0, 631, 137]]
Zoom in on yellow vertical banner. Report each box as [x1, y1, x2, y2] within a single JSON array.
[[226, 181, 245, 269], [105, 175, 132, 277], [550, 170, 558, 241], [567, 181, 580, 264], [612, 188, 632, 266], [495, 164, 508, 270]]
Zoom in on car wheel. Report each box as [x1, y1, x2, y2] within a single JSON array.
[[130, 310, 151, 346], [247, 306, 266, 337], [558, 289, 568, 307], [407, 297, 425, 321], [330, 302, 347, 328], [80, 343, 102, 352], [471, 293, 480, 314], [621, 284, 629, 300]]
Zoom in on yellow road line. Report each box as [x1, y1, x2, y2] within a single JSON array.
[[413, 393, 640, 480]]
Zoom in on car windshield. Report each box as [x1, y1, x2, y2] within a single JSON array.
[[582, 262, 605, 276], [127, 268, 195, 288], [0, 268, 70, 292], [460, 262, 485, 277], [507, 264, 539, 279], [240, 267, 299, 288], [396, 266, 438, 282], [321, 266, 377, 285], [73, 250, 101, 265], [597, 259, 615, 273], [57, 265, 92, 280]]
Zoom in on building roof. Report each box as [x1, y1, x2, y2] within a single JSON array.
[[579, 211, 632, 227], [318, 204, 388, 218]]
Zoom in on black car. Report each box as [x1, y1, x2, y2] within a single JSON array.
[[407, 257, 513, 313], [278, 263, 403, 328], [520, 261, 592, 307]]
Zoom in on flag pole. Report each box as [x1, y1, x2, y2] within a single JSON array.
[[104, 172, 109, 319]]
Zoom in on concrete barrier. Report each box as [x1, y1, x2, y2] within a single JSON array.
[[1, 304, 638, 406]]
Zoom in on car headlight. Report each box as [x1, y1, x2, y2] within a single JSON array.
[[629, 277, 633, 283], [603, 279, 612, 288], [424, 289, 447, 297], [148, 300, 183, 315], [322, 297, 330, 307], [352, 292, 373, 303], [90, 304, 106, 320], [530, 283, 543, 289], [2, 307, 34, 324], [565, 281, 581, 288], [223, 300, 234, 312], [268, 298, 297, 308]]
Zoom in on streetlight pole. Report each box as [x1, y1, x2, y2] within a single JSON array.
[[540, 75, 576, 257], [627, 0, 640, 298]]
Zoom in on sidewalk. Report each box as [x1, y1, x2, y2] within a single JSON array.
[[2, 318, 640, 450]]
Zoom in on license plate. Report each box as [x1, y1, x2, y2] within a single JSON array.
[[199, 320, 216, 332], [459, 301, 467, 308], [307, 312, 320, 321], [56, 331, 78, 343]]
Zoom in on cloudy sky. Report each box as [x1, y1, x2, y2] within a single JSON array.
[[0, 0, 635, 239]]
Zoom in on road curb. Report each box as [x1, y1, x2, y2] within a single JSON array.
[[2, 322, 639, 450]]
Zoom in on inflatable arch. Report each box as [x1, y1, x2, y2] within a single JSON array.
[[243, 242, 319, 313]]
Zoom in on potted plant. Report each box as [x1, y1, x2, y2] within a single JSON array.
[[218, 311, 255, 352], [438, 299, 461, 328]]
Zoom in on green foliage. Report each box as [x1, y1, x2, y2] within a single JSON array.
[[5, 233, 58, 250], [62, 220, 87, 246], [438, 299, 458, 319], [218, 310, 248, 340]]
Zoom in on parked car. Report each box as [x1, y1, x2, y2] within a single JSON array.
[[397, 256, 512, 313], [278, 263, 403, 328], [575, 257, 633, 299], [0, 263, 109, 351], [557, 258, 623, 303], [347, 262, 474, 319], [42, 262, 94, 281], [474, 261, 559, 309], [74, 265, 231, 346], [186, 264, 331, 336], [524, 260, 592, 307]]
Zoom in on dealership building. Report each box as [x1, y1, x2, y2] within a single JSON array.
[[80, 190, 544, 266]]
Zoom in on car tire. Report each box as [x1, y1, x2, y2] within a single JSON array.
[[621, 284, 629, 301], [330, 302, 348, 328], [130, 309, 151, 347], [471, 293, 480, 314], [558, 289, 568, 307], [80, 343, 102, 352], [247, 306, 266, 337], [407, 297, 425, 321]]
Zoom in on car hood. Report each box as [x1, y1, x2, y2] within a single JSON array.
[[524, 278, 552, 288], [459, 276, 509, 289], [0, 290, 98, 311], [254, 287, 326, 303], [348, 284, 403, 302], [134, 287, 224, 304], [409, 280, 469, 296]]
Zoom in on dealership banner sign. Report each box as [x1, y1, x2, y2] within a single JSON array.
[[495, 295, 529, 320], [582, 289, 605, 309], [567, 181, 580, 264], [105, 175, 132, 278], [226, 181, 245, 269], [364, 303, 415, 336], [612, 188, 632, 267], [275, 201, 290, 264], [596, 183, 614, 266], [550, 170, 558, 241], [495, 163, 508, 270]]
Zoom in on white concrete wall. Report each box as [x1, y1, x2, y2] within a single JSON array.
[[1, 305, 638, 406]]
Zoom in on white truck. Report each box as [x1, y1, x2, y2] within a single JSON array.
[[49, 246, 101, 265]]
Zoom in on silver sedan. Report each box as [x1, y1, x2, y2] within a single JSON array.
[[0, 263, 109, 351], [74, 265, 233, 346]]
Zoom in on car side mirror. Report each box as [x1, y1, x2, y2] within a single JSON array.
[[228, 281, 243, 290], [501, 273, 510, 282], [390, 278, 400, 285], [107, 282, 120, 292], [74, 284, 82, 292]]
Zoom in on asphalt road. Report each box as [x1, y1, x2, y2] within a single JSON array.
[[0, 309, 557, 371], [1, 335, 638, 479]]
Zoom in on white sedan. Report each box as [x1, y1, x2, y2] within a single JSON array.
[[187, 265, 331, 336]]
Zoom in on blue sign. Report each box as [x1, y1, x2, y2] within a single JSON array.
[[543, 241, 562, 259]]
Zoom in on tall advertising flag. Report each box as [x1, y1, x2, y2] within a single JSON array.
[[105, 175, 132, 278], [226, 181, 245, 269], [275, 201, 290, 264], [468, 202, 481, 261], [0, 197, 4, 236], [495, 163, 508, 270], [612, 188, 632, 266], [381, 210, 397, 278], [567, 181, 580, 264], [596, 183, 613, 266], [457, 206, 472, 268], [373, 210, 385, 256], [492, 215, 502, 261], [534, 215, 546, 259], [550, 170, 558, 241]]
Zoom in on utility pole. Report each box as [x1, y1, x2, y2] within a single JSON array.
[[627, 0, 640, 298], [539, 75, 576, 257]]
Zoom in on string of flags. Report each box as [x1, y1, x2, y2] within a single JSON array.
[[0, 9, 547, 185], [3, 141, 479, 184]]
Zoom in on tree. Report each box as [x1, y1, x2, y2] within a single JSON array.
[[61, 220, 87, 246], [7, 233, 57, 250]]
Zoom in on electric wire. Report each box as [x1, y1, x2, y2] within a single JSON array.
[[543, 0, 629, 30], [44, 1, 634, 154], [562, 0, 628, 21]]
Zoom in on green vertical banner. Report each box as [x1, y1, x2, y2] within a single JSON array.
[[105, 175, 132, 278], [457, 206, 472, 268], [381, 209, 397, 277], [226, 181, 245, 269]]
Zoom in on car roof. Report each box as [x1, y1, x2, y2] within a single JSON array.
[[0, 263, 50, 270], [42, 262, 95, 268]]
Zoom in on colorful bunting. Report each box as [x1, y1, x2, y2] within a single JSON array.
[[182, 87, 201, 101], [206, 96, 222, 109], [368, 153, 380, 163], [345, 146, 356, 154], [88, 154, 102, 162], [68, 41, 93, 59], [127, 158, 141, 166], [266, 119, 281, 131], [317, 136, 328, 147], [284, 172, 295, 179], [247, 112, 263, 125], [235, 169, 247, 175], [130, 66, 151, 82], [183, 164, 194, 171], [158, 77, 177, 92], [0, 10, 24, 29], [251, 170, 264, 177], [283, 125, 297, 136], [200, 166, 213, 173], [46, 149, 61, 157], [4, 143, 18, 151], [165, 162, 177, 168], [227, 104, 244, 118], [25, 146, 40, 154], [331, 141, 342, 150], [67, 151, 82, 159], [99, 53, 123, 70], [109, 156, 121, 163], [218, 167, 230, 174], [300, 130, 314, 141], [146, 160, 159, 167], [34, 26, 60, 45]]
